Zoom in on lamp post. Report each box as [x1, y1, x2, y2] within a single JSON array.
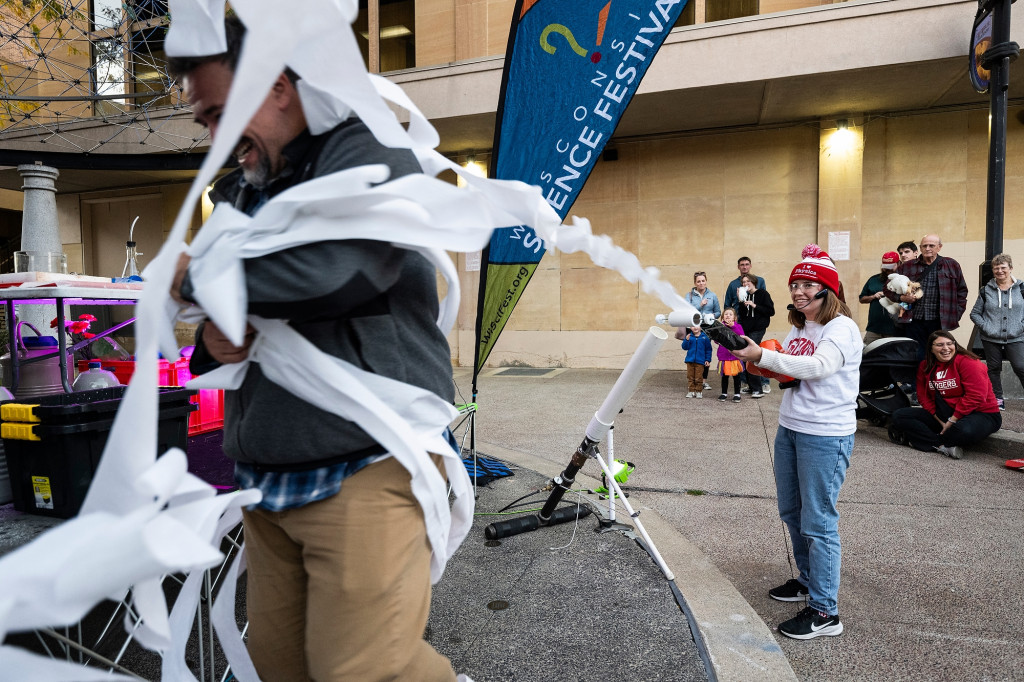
[[981, 0, 1018, 262], [969, 0, 1018, 351]]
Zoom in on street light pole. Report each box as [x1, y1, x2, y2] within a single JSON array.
[[970, 0, 1018, 352], [982, 0, 1018, 262]]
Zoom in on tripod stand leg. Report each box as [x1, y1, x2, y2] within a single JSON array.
[[594, 456, 675, 581], [595, 428, 631, 534]]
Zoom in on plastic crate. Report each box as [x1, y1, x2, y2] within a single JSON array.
[[190, 388, 225, 435], [76, 359, 182, 387], [1, 387, 195, 519], [75, 359, 223, 436]]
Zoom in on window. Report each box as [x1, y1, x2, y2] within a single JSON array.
[[90, 0, 126, 116], [705, 0, 759, 23], [674, 1, 696, 28], [355, 0, 416, 73], [89, 0, 171, 116]]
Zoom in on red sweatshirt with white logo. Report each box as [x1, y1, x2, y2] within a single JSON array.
[[916, 354, 1000, 419]]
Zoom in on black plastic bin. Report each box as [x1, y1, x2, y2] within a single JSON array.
[[1, 387, 196, 519]]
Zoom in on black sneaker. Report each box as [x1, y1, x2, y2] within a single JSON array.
[[778, 606, 843, 640], [732, 395, 742, 403], [769, 579, 808, 602], [741, 386, 752, 394], [751, 391, 764, 399], [718, 393, 728, 401]]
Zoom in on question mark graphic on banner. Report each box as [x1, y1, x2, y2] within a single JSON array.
[[540, 24, 592, 61]]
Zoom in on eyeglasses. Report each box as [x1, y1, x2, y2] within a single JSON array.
[[694, 271, 706, 277], [920, 243, 940, 249], [789, 282, 822, 292], [932, 341, 956, 348]]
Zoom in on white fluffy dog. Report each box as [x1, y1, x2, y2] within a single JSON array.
[[879, 273, 923, 318]]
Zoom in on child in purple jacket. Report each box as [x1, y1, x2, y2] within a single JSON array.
[[716, 308, 746, 403]]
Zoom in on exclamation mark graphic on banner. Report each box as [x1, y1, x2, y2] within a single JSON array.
[[591, 1, 611, 63]]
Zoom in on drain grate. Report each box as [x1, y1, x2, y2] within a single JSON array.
[[494, 367, 559, 377]]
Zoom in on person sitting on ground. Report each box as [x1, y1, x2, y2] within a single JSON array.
[[969, 253, 1024, 412], [890, 330, 1002, 459]]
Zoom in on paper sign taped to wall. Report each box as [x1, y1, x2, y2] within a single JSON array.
[[828, 231, 851, 261]]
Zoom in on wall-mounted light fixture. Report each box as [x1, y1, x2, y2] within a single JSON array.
[[827, 118, 857, 156], [457, 154, 488, 187], [201, 184, 215, 221]]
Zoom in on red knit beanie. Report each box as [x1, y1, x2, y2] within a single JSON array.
[[789, 244, 840, 294]]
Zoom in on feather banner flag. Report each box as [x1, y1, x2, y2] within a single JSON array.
[[473, 0, 690, 389]]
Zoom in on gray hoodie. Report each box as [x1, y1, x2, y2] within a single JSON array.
[[969, 277, 1024, 344]]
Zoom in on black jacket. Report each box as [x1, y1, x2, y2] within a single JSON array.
[[737, 288, 774, 334]]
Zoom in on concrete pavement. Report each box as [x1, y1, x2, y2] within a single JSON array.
[[3, 364, 1021, 681], [453, 366, 1024, 681]]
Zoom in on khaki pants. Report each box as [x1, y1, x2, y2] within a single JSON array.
[[686, 363, 704, 392], [242, 456, 456, 682]]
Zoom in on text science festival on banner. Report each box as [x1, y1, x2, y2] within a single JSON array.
[[474, 0, 689, 384]]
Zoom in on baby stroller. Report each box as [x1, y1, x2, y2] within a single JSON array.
[[856, 337, 919, 427]]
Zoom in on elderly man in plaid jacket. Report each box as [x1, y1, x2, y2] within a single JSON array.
[[886, 233, 969, 360]]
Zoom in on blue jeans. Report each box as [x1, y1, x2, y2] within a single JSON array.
[[773, 426, 854, 615]]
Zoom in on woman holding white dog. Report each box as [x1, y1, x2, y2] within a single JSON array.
[[733, 244, 861, 641]]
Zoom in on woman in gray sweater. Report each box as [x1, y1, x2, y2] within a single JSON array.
[[969, 253, 1024, 411]]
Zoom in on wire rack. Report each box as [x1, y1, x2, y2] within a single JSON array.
[[0, 1, 204, 155]]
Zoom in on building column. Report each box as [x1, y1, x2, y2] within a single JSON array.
[[19, 164, 63, 256], [16, 163, 64, 346], [817, 120, 864, 321]]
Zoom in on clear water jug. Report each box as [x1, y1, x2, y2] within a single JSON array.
[[73, 361, 122, 392]]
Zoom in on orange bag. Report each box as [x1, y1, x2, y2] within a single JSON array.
[[747, 339, 796, 383]]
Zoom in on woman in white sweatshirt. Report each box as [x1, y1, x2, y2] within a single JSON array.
[[733, 244, 861, 642]]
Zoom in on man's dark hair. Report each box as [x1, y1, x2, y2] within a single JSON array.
[[897, 241, 917, 252], [165, 16, 301, 85], [166, 14, 246, 79], [737, 256, 751, 265]]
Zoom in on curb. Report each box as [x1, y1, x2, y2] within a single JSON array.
[[476, 440, 798, 682]]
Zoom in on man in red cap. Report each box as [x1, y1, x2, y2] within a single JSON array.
[[859, 251, 900, 346]]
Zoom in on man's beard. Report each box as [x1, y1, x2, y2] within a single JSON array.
[[242, 150, 274, 189]]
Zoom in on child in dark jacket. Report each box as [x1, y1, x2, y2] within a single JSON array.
[[681, 326, 713, 398]]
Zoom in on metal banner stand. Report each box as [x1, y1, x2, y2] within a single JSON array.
[[452, 402, 478, 498]]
